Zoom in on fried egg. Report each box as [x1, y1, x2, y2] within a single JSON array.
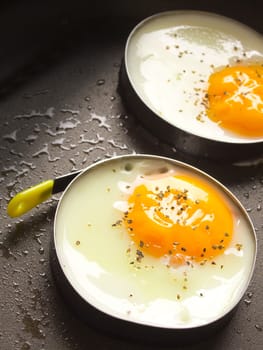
[[126, 11, 263, 142], [55, 156, 256, 328]]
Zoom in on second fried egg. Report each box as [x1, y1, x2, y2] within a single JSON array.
[[126, 11, 263, 141]]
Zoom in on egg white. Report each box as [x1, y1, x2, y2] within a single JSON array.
[[126, 11, 263, 143], [55, 156, 255, 328]]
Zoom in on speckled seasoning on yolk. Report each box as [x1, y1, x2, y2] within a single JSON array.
[[123, 174, 233, 265], [207, 65, 263, 136]]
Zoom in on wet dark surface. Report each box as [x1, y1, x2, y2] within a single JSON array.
[[0, 1, 263, 349]]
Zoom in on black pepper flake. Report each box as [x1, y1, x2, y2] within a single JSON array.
[[75, 240, 80, 246], [136, 249, 144, 262], [181, 247, 187, 252], [236, 243, 243, 251], [112, 219, 122, 227], [139, 240, 144, 248], [177, 294, 181, 300], [211, 261, 216, 265]]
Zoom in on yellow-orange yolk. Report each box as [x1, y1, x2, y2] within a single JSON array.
[[123, 174, 233, 264], [207, 65, 263, 137]]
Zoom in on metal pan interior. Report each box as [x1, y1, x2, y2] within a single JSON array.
[[120, 11, 263, 160], [53, 154, 257, 343]]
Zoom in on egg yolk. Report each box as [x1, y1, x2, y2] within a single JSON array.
[[207, 65, 263, 137], [123, 174, 233, 264]]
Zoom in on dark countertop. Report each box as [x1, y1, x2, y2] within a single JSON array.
[[0, 1, 262, 349]]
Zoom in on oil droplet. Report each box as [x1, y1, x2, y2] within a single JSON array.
[[2, 165, 18, 175], [90, 112, 111, 131], [25, 135, 38, 143], [51, 138, 65, 146], [10, 149, 24, 158], [2, 130, 18, 142], [32, 144, 49, 158], [107, 139, 128, 150], [45, 128, 65, 136], [83, 145, 106, 155], [59, 117, 80, 130], [14, 107, 55, 120], [79, 133, 104, 145], [19, 161, 36, 170], [96, 79, 105, 86], [60, 108, 80, 115]]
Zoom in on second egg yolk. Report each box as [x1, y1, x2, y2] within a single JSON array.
[[207, 65, 263, 137], [123, 174, 233, 264]]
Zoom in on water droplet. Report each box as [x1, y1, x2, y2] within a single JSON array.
[[255, 324, 262, 331], [79, 133, 104, 145], [32, 144, 49, 158], [10, 149, 24, 158], [243, 192, 249, 199], [2, 130, 18, 142], [51, 138, 65, 147], [60, 108, 80, 115], [247, 292, 253, 299], [19, 161, 36, 170], [90, 112, 111, 131], [14, 107, 55, 120], [96, 79, 105, 86], [244, 299, 252, 306], [85, 96, 90, 102], [83, 145, 106, 155], [38, 247, 44, 255], [1, 165, 18, 175], [58, 117, 80, 130], [110, 96, 116, 101], [25, 134, 38, 143], [257, 203, 262, 211], [107, 139, 128, 150]]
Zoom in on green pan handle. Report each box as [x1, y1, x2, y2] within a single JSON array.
[[7, 180, 54, 218]]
